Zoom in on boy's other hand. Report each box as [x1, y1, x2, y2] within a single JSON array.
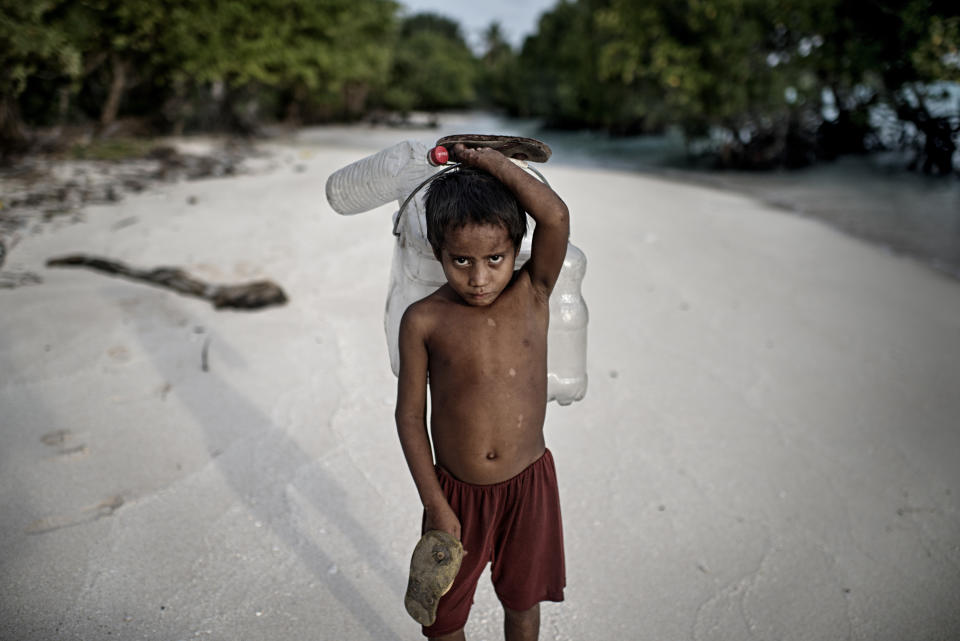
[[424, 500, 462, 542]]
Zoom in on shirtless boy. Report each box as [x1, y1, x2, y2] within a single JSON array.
[[395, 143, 570, 641]]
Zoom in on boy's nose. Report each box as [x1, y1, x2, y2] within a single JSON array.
[[468, 265, 489, 287]]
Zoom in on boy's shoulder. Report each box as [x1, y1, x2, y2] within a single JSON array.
[[401, 286, 454, 328]]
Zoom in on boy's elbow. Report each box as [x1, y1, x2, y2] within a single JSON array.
[[395, 408, 425, 432], [395, 413, 411, 438], [551, 202, 570, 240], [551, 199, 569, 229]]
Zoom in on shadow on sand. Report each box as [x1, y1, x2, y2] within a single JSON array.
[[127, 294, 405, 637]]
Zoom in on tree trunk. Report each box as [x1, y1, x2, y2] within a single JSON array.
[[162, 79, 189, 136], [342, 82, 369, 118], [100, 54, 130, 130], [0, 95, 30, 160], [894, 86, 957, 176], [219, 83, 258, 135], [57, 86, 71, 125]]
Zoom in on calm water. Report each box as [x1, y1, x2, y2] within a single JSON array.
[[298, 111, 960, 281]]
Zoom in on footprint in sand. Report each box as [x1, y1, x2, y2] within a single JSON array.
[[40, 429, 71, 446], [107, 345, 131, 362], [53, 444, 90, 460], [26, 495, 125, 535], [40, 429, 89, 460]]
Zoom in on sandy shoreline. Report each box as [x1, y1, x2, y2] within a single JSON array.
[[1, 134, 959, 640]]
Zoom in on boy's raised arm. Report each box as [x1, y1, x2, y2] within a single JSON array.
[[395, 305, 461, 540], [453, 144, 570, 297]]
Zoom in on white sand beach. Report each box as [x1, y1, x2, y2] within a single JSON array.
[[1, 131, 959, 640]]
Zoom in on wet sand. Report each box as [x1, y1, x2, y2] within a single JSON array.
[[1, 134, 958, 640]]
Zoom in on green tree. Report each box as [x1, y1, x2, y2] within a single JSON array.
[[507, 0, 959, 170], [505, 0, 664, 134], [765, 0, 959, 170], [477, 22, 520, 108], [0, 0, 79, 151], [162, 0, 397, 128], [868, 0, 959, 173], [378, 12, 478, 114], [5, 0, 398, 140], [33, 0, 177, 130], [592, 0, 816, 163]]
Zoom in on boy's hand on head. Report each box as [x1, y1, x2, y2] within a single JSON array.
[[453, 142, 568, 297], [451, 143, 510, 173]]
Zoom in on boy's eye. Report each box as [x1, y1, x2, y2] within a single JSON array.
[[489, 255, 504, 264], [453, 257, 469, 266]]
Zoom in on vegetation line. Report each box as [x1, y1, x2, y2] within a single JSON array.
[[2, 1, 957, 172]]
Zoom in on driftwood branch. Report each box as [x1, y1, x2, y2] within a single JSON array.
[[46, 254, 287, 310]]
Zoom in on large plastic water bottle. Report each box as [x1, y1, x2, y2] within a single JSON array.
[[326, 140, 588, 405], [544, 244, 588, 405]]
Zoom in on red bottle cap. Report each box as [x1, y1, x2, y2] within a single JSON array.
[[428, 146, 449, 166]]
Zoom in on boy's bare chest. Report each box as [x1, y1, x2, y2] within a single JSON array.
[[428, 295, 547, 374]]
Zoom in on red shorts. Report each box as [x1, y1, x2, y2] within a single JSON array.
[[422, 449, 565, 637]]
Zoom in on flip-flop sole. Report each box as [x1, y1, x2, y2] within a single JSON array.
[[404, 530, 464, 626], [436, 134, 552, 163]]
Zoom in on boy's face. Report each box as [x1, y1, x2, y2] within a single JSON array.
[[438, 223, 519, 307]]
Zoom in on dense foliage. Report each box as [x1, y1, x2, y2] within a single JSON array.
[[2, 0, 399, 146], [374, 13, 477, 113], [500, 0, 960, 171], [1, 0, 958, 171]]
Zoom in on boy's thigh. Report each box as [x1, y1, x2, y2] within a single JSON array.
[[490, 457, 566, 609]]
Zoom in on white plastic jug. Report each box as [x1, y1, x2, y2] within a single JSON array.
[[326, 140, 588, 405]]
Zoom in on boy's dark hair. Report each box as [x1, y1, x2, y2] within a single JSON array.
[[424, 167, 527, 259]]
